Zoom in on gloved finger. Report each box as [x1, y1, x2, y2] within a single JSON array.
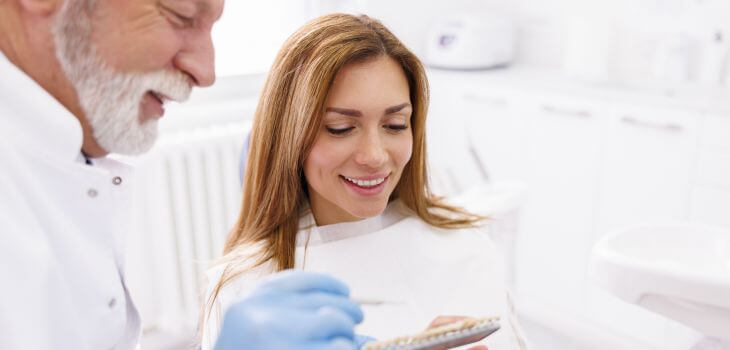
[[303, 306, 357, 341], [355, 334, 377, 348], [287, 292, 363, 323], [258, 270, 350, 296]]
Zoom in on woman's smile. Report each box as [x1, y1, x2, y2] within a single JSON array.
[[340, 174, 390, 196], [304, 56, 413, 225]]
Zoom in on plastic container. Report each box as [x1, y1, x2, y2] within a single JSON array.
[[652, 35, 694, 83], [699, 31, 728, 86]]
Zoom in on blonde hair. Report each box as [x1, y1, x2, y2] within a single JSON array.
[[205, 13, 482, 321]]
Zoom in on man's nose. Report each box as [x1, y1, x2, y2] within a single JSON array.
[[355, 131, 388, 168], [175, 30, 216, 87]]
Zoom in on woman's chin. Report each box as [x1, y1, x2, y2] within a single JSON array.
[[347, 202, 388, 220]]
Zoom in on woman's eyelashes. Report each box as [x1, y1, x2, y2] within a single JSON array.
[[385, 124, 408, 132], [326, 126, 354, 135], [326, 124, 408, 136]]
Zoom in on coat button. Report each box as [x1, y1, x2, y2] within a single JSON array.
[[108, 298, 117, 308], [87, 189, 98, 198], [112, 176, 122, 185]]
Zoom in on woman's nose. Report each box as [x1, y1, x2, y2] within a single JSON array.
[[355, 131, 388, 168]]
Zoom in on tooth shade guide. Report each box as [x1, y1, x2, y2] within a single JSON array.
[[362, 316, 500, 350]]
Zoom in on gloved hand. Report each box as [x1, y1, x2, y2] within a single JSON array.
[[215, 270, 364, 350], [355, 334, 376, 349]]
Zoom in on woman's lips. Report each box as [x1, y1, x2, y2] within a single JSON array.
[[340, 174, 389, 196]]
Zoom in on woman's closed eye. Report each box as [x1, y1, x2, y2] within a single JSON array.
[[326, 126, 355, 135], [326, 123, 408, 135], [385, 124, 408, 132]]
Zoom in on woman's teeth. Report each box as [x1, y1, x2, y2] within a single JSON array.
[[343, 176, 385, 187]]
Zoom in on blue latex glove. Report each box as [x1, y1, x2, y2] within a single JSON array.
[[215, 270, 365, 350], [355, 334, 376, 349]]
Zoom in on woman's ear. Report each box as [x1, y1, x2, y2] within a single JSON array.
[[18, 0, 61, 16]]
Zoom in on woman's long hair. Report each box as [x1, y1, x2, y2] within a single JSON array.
[[205, 13, 482, 320]]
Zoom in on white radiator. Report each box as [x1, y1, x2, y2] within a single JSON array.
[[125, 116, 252, 342]]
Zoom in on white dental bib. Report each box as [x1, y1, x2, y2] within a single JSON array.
[[202, 200, 528, 350]]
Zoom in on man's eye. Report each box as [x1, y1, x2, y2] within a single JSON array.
[[164, 8, 195, 28], [326, 127, 354, 135]]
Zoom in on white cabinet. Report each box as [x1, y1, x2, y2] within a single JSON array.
[[515, 94, 606, 313], [690, 185, 730, 228], [461, 87, 531, 183], [594, 105, 699, 236], [699, 113, 730, 153], [588, 104, 702, 347], [426, 75, 491, 195], [429, 69, 727, 346], [690, 113, 730, 228]]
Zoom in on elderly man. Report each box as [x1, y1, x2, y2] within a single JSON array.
[[0, 0, 363, 349]]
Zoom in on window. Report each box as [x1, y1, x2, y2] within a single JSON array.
[[212, 1, 367, 76], [212, 1, 314, 76]]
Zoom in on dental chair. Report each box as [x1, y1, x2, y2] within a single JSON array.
[[592, 223, 730, 350]]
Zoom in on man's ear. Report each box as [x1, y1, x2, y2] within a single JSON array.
[[18, 0, 61, 16]]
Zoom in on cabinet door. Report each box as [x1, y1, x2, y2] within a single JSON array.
[[456, 87, 531, 290], [588, 105, 701, 348], [516, 94, 606, 313], [426, 76, 490, 196], [690, 113, 730, 229], [690, 185, 730, 228], [461, 87, 531, 184], [595, 105, 699, 236]]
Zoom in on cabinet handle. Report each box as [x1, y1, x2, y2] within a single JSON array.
[[464, 93, 508, 107], [540, 104, 592, 119], [620, 116, 684, 133]]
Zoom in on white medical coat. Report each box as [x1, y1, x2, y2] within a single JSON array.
[[202, 200, 529, 350], [0, 52, 141, 349]]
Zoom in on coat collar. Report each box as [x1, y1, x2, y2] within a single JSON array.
[[0, 50, 84, 163]]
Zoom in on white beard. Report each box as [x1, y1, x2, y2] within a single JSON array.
[[52, 0, 192, 155]]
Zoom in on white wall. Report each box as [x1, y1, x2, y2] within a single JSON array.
[[358, 0, 730, 86], [212, 1, 313, 76], [360, 0, 563, 67], [213, 0, 730, 86]]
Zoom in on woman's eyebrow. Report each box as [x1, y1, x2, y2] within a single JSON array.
[[325, 107, 362, 117], [325, 103, 411, 117], [385, 103, 411, 114]]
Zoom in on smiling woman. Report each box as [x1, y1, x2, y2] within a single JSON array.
[[200, 13, 528, 350], [305, 56, 414, 225]]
